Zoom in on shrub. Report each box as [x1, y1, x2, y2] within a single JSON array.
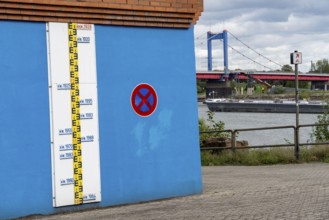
[[199, 111, 229, 147], [273, 85, 285, 94], [300, 90, 310, 100], [312, 106, 329, 142]]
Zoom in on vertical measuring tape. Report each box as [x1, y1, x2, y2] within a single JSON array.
[[68, 23, 83, 205]]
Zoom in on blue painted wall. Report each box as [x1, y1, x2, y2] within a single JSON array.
[[0, 21, 52, 219], [0, 21, 201, 219], [95, 25, 202, 206]]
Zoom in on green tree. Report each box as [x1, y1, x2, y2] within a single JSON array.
[[313, 59, 329, 73], [281, 64, 293, 72]]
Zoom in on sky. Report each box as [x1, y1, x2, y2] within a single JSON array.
[[194, 0, 329, 73]]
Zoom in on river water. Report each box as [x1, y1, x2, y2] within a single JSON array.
[[198, 103, 319, 146]]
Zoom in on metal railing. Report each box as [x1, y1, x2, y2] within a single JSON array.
[[200, 123, 329, 160]]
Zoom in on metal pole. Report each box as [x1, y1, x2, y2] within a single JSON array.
[[207, 32, 212, 71], [223, 30, 229, 75], [295, 60, 300, 160], [232, 130, 236, 153]]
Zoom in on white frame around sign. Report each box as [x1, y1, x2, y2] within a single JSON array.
[[47, 22, 101, 207], [291, 52, 302, 64]]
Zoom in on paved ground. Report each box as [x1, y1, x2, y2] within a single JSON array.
[[24, 163, 329, 220]]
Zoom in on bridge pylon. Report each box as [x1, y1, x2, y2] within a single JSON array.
[[207, 30, 228, 75]]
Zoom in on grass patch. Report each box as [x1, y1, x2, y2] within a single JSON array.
[[300, 145, 329, 162], [201, 146, 329, 166]]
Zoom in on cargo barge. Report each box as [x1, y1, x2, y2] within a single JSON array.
[[205, 99, 326, 114]]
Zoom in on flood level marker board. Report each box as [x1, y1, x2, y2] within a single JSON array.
[[47, 22, 101, 207]]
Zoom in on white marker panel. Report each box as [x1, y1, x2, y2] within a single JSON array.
[[47, 22, 101, 207]]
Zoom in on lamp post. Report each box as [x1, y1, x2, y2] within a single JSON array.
[[290, 50, 302, 160]]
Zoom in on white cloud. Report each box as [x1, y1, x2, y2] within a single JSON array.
[[195, 0, 329, 72]]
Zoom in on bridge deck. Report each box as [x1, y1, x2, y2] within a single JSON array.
[[197, 71, 329, 81]]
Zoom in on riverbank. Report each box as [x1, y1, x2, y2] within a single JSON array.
[[201, 146, 329, 166]]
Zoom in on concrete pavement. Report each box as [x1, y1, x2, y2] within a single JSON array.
[[23, 163, 329, 220]]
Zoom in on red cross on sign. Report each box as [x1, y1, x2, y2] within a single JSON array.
[[131, 83, 158, 117]]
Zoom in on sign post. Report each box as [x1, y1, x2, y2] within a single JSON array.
[[290, 50, 302, 160]]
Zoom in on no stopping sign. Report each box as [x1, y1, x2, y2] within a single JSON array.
[[131, 83, 158, 117]]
